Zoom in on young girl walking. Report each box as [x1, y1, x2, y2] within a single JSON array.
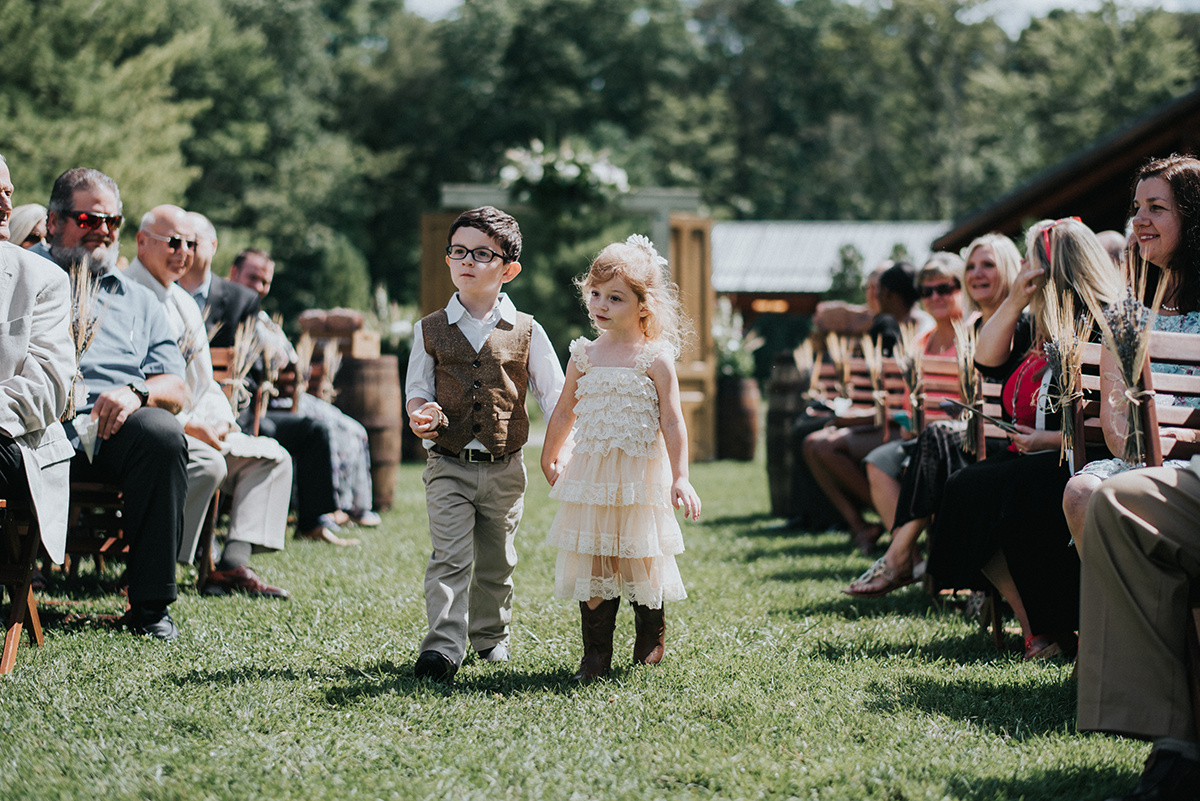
[[541, 234, 702, 683]]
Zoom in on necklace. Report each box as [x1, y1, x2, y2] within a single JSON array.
[[1162, 303, 1180, 312]]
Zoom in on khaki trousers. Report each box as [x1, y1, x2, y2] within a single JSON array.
[[420, 450, 525, 664], [1077, 465, 1200, 740]]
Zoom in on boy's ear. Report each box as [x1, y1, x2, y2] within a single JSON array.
[[501, 260, 522, 283]]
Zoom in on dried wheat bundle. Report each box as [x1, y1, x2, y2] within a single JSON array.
[[792, 340, 814, 398], [824, 333, 853, 399], [1079, 253, 1167, 464], [62, 263, 106, 421], [894, 321, 924, 416], [1042, 291, 1089, 465], [223, 319, 262, 416], [178, 317, 207, 368], [861, 334, 888, 428], [951, 317, 981, 455], [203, 307, 223, 345], [319, 339, 342, 403]]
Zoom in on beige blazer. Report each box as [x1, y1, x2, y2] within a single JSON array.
[[0, 242, 76, 562]]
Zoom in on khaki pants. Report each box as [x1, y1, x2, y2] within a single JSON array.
[[1077, 465, 1200, 741], [420, 451, 525, 664]]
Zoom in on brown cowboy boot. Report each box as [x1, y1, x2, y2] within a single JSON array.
[[631, 601, 666, 664], [573, 598, 620, 683]]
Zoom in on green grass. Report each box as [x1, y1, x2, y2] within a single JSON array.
[[1, 449, 1144, 800]]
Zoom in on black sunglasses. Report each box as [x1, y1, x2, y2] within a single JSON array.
[[919, 282, 960, 298], [65, 210, 123, 231]]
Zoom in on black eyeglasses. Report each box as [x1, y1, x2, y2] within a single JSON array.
[[144, 231, 196, 251], [919, 282, 960, 298], [446, 245, 507, 264], [65, 210, 123, 231], [22, 232, 43, 246]]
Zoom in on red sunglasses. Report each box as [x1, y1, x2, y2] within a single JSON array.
[[65, 210, 123, 231]]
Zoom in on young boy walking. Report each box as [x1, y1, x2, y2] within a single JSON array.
[[405, 206, 565, 681]]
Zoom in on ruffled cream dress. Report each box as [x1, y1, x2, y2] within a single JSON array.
[[546, 337, 686, 609]]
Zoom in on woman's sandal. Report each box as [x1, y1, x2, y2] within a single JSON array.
[[842, 556, 917, 598]]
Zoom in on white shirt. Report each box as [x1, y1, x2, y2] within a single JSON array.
[[125, 258, 238, 429], [405, 292, 564, 451]]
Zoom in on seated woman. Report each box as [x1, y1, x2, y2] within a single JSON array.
[[804, 256, 962, 554], [1063, 154, 1200, 552], [924, 218, 1120, 660], [847, 233, 1022, 596]]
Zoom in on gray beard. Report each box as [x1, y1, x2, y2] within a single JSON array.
[[50, 241, 118, 277]]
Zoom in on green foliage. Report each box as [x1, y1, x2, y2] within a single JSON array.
[[826, 243, 866, 303], [1, 453, 1146, 800]]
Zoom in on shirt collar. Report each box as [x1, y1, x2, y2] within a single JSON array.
[[445, 292, 516, 326], [191, 269, 213, 304], [124, 258, 170, 302]]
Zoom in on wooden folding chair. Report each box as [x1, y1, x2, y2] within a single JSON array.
[[1, 498, 43, 675]]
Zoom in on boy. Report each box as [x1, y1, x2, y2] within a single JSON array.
[[406, 206, 564, 681]]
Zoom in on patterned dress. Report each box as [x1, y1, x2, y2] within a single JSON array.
[[546, 337, 686, 609]]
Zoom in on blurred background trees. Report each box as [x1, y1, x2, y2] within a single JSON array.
[[2, 0, 1197, 326]]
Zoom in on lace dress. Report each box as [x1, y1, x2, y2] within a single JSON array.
[[546, 338, 686, 609], [1077, 311, 1200, 480]]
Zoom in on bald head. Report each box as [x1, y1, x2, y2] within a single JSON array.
[[1096, 230, 1126, 268], [180, 211, 218, 293], [136, 204, 195, 288]]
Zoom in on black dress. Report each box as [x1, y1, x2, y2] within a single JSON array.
[[926, 317, 1097, 636]]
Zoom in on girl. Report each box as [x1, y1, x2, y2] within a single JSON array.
[[541, 234, 702, 684]]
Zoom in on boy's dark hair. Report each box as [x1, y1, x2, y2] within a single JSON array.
[[878, 260, 919, 307], [233, 247, 273, 269], [448, 206, 522, 262]]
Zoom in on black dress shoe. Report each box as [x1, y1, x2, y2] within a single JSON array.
[[1108, 748, 1200, 801], [413, 650, 457, 681], [124, 605, 179, 642]]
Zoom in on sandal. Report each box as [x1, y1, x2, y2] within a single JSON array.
[[843, 556, 917, 598]]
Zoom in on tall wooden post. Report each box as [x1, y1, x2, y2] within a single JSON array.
[[671, 214, 715, 462]]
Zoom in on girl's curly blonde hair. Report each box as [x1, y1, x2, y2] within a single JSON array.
[[575, 234, 693, 358]]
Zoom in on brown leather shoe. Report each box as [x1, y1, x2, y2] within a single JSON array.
[[631, 601, 666, 664], [202, 565, 289, 599], [295, 526, 360, 547]]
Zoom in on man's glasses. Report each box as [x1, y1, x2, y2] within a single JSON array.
[[919, 282, 960, 298], [22, 232, 42, 246], [446, 245, 507, 264], [144, 231, 196, 251], [66, 210, 122, 231]]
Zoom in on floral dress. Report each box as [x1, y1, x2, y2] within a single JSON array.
[[545, 337, 686, 609], [1077, 311, 1200, 479]]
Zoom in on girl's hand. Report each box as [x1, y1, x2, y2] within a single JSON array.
[[408, 401, 444, 440], [1007, 424, 1060, 454], [672, 478, 701, 521], [541, 454, 568, 486]]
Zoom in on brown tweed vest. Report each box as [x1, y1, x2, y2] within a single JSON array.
[[422, 309, 533, 455]]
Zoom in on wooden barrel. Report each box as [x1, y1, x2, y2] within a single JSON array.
[[716, 376, 761, 461], [765, 353, 803, 518], [333, 355, 402, 511]]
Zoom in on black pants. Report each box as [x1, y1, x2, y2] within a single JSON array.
[[0, 436, 28, 500], [258, 411, 337, 531], [70, 407, 188, 605]]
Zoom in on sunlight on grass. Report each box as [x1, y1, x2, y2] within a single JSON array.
[[0, 449, 1143, 800]]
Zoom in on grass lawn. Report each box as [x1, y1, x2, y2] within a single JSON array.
[[1, 448, 1144, 800]]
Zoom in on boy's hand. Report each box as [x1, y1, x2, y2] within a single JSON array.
[[672, 478, 701, 522], [408, 401, 445, 440]]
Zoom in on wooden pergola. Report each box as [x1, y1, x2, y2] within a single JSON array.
[[934, 85, 1200, 252]]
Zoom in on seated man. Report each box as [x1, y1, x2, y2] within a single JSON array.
[[34, 168, 189, 641], [126, 205, 292, 598], [0, 154, 76, 572], [1078, 462, 1200, 800]]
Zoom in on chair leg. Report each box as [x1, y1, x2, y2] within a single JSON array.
[[195, 491, 220, 590], [1, 518, 43, 675]]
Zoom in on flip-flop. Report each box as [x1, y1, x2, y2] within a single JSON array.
[[843, 556, 917, 598]]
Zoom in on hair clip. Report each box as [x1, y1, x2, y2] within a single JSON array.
[[626, 233, 668, 269]]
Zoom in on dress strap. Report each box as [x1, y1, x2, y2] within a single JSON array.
[[635, 340, 668, 373], [569, 336, 592, 373]]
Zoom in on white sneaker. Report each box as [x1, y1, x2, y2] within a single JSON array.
[[478, 641, 509, 662]]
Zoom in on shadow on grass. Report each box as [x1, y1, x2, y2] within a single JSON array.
[[802, 629, 1015, 665], [738, 537, 859, 563], [778, 589, 938, 620], [864, 671, 1078, 741], [697, 512, 776, 529], [314, 658, 640, 705], [943, 765, 1135, 801]]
